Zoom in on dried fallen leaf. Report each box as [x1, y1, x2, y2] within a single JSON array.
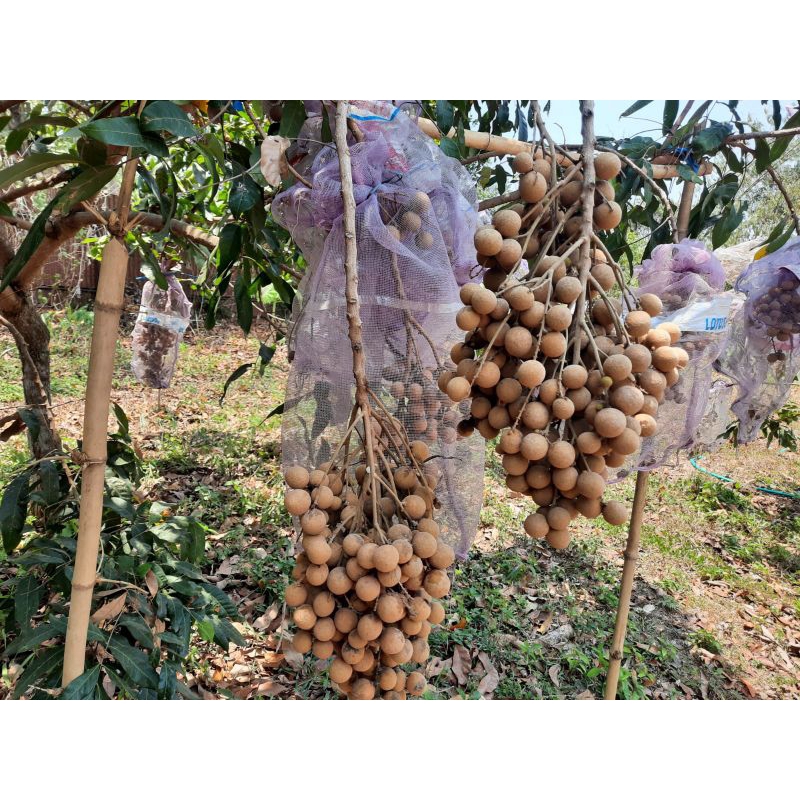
[[452, 644, 471, 685], [548, 664, 560, 688], [538, 611, 554, 634], [740, 678, 758, 698], [426, 657, 452, 678], [476, 652, 499, 697], [90, 592, 127, 623], [575, 690, 594, 700], [260, 136, 290, 187], [145, 570, 158, 597], [261, 651, 285, 667], [253, 603, 280, 632]]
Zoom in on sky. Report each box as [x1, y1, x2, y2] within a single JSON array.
[[540, 100, 792, 144]]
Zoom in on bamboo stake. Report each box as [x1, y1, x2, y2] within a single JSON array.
[[61, 237, 129, 686], [603, 177, 696, 699], [62, 130, 142, 686]]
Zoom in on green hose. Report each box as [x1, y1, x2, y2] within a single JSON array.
[[689, 454, 800, 500]]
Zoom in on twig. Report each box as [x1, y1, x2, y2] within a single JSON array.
[[285, 158, 313, 189], [0, 170, 73, 204], [478, 190, 521, 212], [242, 101, 267, 139], [765, 164, 800, 236], [725, 127, 800, 143]]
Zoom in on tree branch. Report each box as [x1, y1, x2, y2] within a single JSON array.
[[725, 127, 800, 143], [765, 163, 800, 236], [0, 170, 73, 204]]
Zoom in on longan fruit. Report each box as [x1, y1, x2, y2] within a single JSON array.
[[548, 440, 576, 469], [520, 432, 549, 460], [372, 544, 399, 573], [379, 626, 405, 655], [657, 321, 681, 344], [312, 590, 336, 618], [392, 540, 413, 568], [476, 418, 499, 440], [351, 678, 376, 700], [577, 470, 606, 500], [300, 509, 327, 535], [378, 566, 402, 587], [593, 407, 627, 438], [519, 300, 545, 328], [524, 512, 549, 538], [356, 542, 378, 570], [291, 630, 313, 654], [541, 331, 567, 358], [517, 360, 546, 389], [652, 346, 679, 372], [520, 171, 547, 203], [313, 617, 336, 642], [624, 343, 652, 373], [402, 494, 427, 520], [502, 452, 530, 477], [575, 495, 602, 518], [471, 287, 498, 315], [429, 600, 445, 625], [496, 238, 523, 271], [503, 327, 533, 358], [595, 180, 615, 202], [293, 604, 317, 631], [304, 535, 332, 566], [333, 608, 357, 635], [355, 575, 381, 602], [602, 353, 632, 382], [496, 377, 523, 405], [285, 583, 307, 607], [513, 152, 534, 173], [506, 285, 535, 311], [546, 528, 571, 549], [494, 210, 524, 240], [305, 563, 329, 586], [552, 397, 575, 420], [521, 401, 550, 430], [491, 296, 511, 320], [611, 385, 645, 416], [357, 613, 383, 642], [525, 464, 552, 490], [410, 531, 435, 560], [475, 226, 504, 256], [545, 304, 572, 332], [593, 201, 622, 230], [424, 570, 451, 599], [406, 672, 427, 696], [429, 542, 455, 570], [285, 466, 310, 489], [329, 656, 354, 684], [625, 310, 652, 339], [285, 488, 311, 516], [561, 364, 587, 390], [411, 637, 430, 664], [640, 369, 667, 398], [499, 428, 523, 455], [635, 413, 658, 437], [594, 152, 622, 181], [546, 505, 571, 531], [474, 360, 502, 388], [610, 428, 641, 455], [443, 376, 469, 403]]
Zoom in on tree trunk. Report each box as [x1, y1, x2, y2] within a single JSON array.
[[6, 293, 62, 459]]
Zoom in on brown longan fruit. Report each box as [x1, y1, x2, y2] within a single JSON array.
[[375, 544, 400, 573], [496, 238, 523, 271], [300, 509, 327, 535], [406, 671, 427, 696], [638, 293, 663, 317], [506, 285, 535, 312], [577, 470, 606, 500], [429, 542, 455, 570], [495, 378, 522, 405], [476, 418, 499, 440], [519, 300, 545, 329], [333, 608, 358, 635], [575, 495, 602, 518], [445, 376, 470, 402], [456, 306, 481, 332], [603, 353, 632, 382], [311, 485, 334, 509], [602, 500, 629, 526], [652, 346, 679, 372], [284, 583, 309, 612], [524, 512, 549, 538], [379, 626, 405, 655], [415, 230, 434, 249], [313, 617, 336, 642], [304, 536, 332, 566], [474, 361, 502, 389], [341, 641, 365, 665], [552, 397, 575, 420], [553, 276, 582, 305], [560, 365, 587, 392], [351, 678, 376, 700], [625, 310, 652, 339], [635, 413, 658, 437], [285, 488, 311, 516], [548, 440, 576, 469], [595, 180, 615, 202], [610, 428, 640, 455], [494, 210, 524, 239], [499, 428, 523, 455], [399, 210, 422, 234], [594, 152, 622, 181], [546, 528, 571, 549], [411, 531, 437, 560], [305, 563, 329, 586], [657, 322, 681, 344], [513, 152, 534, 173], [553, 466, 579, 492], [427, 600, 445, 626], [502, 452, 530, 477], [459, 284, 479, 305], [355, 575, 381, 603], [374, 594, 403, 624], [593, 201, 622, 230], [357, 613, 383, 642], [640, 369, 667, 398], [378, 668, 398, 691], [291, 630, 313, 654], [546, 505, 571, 531], [593, 407, 627, 438], [402, 494, 427, 520], [471, 287, 498, 315], [576, 431, 602, 454], [424, 570, 451, 599], [483, 268, 506, 292], [541, 332, 567, 358], [525, 464, 552, 490], [330, 657, 353, 684], [624, 343, 652, 373], [342, 533, 364, 557], [645, 327, 672, 349], [517, 360, 546, 389], [611, 385, 644, 416], [293, 604, 317, 631], [517, 432, 546, 461], [520, 171, 547, 203], [378, 566, 402, 587], [490, 296, 511, 320], [285, 466, 310, 489], [312, 590, 336, 618], [545, 304, 572, 332], [502, 327, 532, 358], [475, 226, 504, 256], [356, 542, 378, 570], [521, 401, 550, 430]]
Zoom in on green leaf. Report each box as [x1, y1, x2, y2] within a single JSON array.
[[199, 582, 239, 617], [13, 646, 63, 698], [4, 619, 61, 657], [0, 153, 79, 190], [722, 146, 743, 174], [760, 220, 795, 255], [0, 192, 65, 294], [711, 203, 744, 249], [258, 342, 276, 376], [265, 401, 284, 419], [58, 165, 119, 212], [119, 614, 155, 650], [662, 100, 679, 134], [61, 665, 100, 699], [754, 138, 771, 173], [439, 138, 460, 159], [234, 273, 253, 334], [436, 101, 454, 132], [769, 110, 800, 161], [692, 122, 733, 157], [196, 617, 215, 642], [278, 101, 306, 140], [270, 273, 294, 305], [81, 117, 147, 149], [17, 407, 41, 442], [108, 637, 158, 689], [217, 223, 242, 272], [111, 402, 130, 437], [1, 470, 31, 552], [140, 261, 168, 291], [620, 101, 652, 118], [141, 101, 197, 139], [229, 173, 261, 215], [14, 575, 41, 630], [37, 459, 61, 506], [676, 164, 702, 184], [142, 133, 169, 158], [103, 495, 135, 519], [219, 363, 252, 406]]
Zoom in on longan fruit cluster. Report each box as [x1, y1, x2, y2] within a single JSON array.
[[383, 189, 436, 252], [750, 271, 800, 363], [282, 426, 454, 700], [440, 149, 689, 548]]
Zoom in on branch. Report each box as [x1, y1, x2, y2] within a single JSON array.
[[765, 163, 800, 236], [0, 101, 23, 113], [725, 127, 800, 143], [478, 189, 521, 211], [242, 101, 267, 139], [0, 170, 73, 204]]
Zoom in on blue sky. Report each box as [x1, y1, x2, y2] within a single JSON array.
[[540, 100, 791, 143]]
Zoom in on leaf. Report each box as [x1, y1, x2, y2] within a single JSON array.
[[769, 110, 800, 161], [435, 101, 454, 133], [620, 101, 652, 118], [217, 223, 242, 272], [452, 644, 471, 685], [494, 165, 507, 195], [81, 116, 147, 149], [229, 173, 261, 216], [57, 165, 119, 212], [515, 102, 528, 141], [722, 146, 743, 174], [754, 138, 771, 173], [13, 646, 63, 698], [119, 614, 155, 649], [0, 153, 79, 191], [17, 407, 41, 442], [662, 100, 679, 134], [234, 274, 253, 334], [270, 273, 294, 305], [259, 135, 290, 187], [141, 100, 197, 139], [692, 122, 733, 157], [278, 101, 306, 140], [258, 342, 276, 376], [711, 203, 745, 249], [439, 137, 460, 159], [264, 402, 284, 419], [762, 222, 795, 255], [219, 363, 252, 406], [90, 592, 127, 623], [1, 469, 31, 552], [145, 569, 159, 597], [0, 192, 65, 293], [37, 459, 61, 506], [14, 575, 41, 630], [103, 495, 135, 519], [59, 664, 100, 699], [108, 637, 158, 689], [476, 652, 500, 696], [111, 402, 130, 437], [548, 664, 561, 688], [196, 617, 215, 642]]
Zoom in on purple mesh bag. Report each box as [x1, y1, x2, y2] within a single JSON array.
[[715, 236, 800, 442], [131, 272, 192, 389], [613, 240, 730, 479], [272, 102, 483, 558]]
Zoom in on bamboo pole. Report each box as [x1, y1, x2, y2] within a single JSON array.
[[603, 178, 696, 699], [416, 115, 713, 179], [61, 237, 129, 685], [62, 137, 141, 686]]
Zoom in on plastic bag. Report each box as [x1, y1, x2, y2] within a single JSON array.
[[131, 273, 192, 389], [273, 101, 483, 557], [715, 236, 800, 442]]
